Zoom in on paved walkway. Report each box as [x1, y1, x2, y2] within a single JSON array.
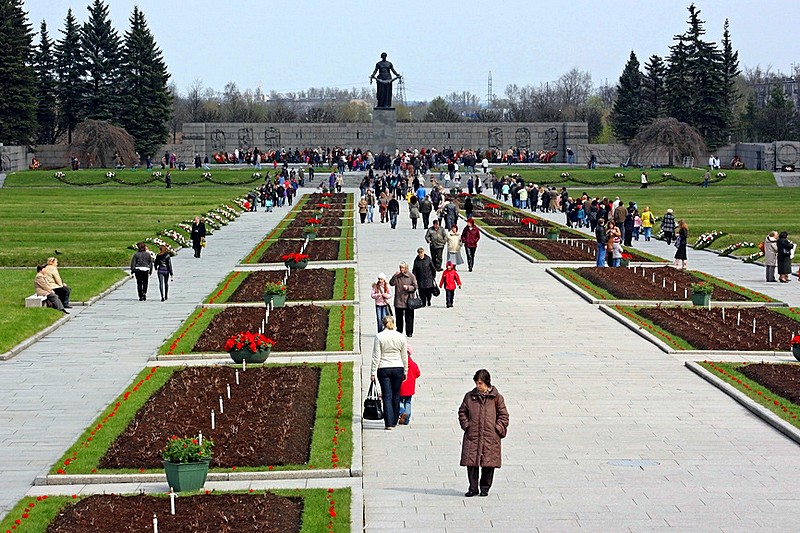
[[356, 194, 800, 532], [0, 207, 281, 516]]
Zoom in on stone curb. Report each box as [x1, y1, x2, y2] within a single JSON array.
[[0, 272, 129, 361], [34, 467, 360, 486], [203, 299, 358, 308], [685, 361, 800, 445], [235, 260, 357, 270], [599, 304, 676, 353]]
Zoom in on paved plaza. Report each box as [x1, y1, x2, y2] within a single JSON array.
[[1, 185, 800, 531]]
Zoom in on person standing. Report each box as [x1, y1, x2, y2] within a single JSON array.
[[425, 220, 448, 271], [191, 216, 206, 258], [370, 273, 392, 331], [674, 219, 688, 270], [660, 209, 676, 245], [389, 262, 418, 337], [777, 231, 794, 283], [387, 194, 400, 229], [366, 189, 376, 223], [481, 156, 489, 174], [419, 195, 433, 229], [398, 347, 420, 425], [34, 265, 67, 314], [595, 218, 608, 267], [764, 231, 779, 282], [640, 206, 655, 241], [458, 369, 509, 497], [42, 257, 71, 308], [412, 248, 436, 307], [130, 242, 153, 301], [358, 196, 368, 224], [439, 261, 462, 307], [640, 170, 648, 188], [703, 169, 710, 188], [461, 218, 481, 272], [443, 197, 459, 230], [154, 245, 174, 302], [370, 316, 408, 430]]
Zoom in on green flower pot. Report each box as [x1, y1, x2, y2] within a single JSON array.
[[691, 292, 711, 306], [620, 259, 630, 268], [263, 293, 286, 308], [284, 259, 308, 270], [792, 345, 800, 362], [304, 232, 317, 241], [228, 347, 271, 364], [546, 230, 559, 241], [163, 460, 210, 492]]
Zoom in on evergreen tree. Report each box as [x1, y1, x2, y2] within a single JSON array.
[[664, 38, 693, 124], [758, 87, 797, 142], [684, 5, 725, 147], [0, 0, 38, 145], [81, 0, 122, 121], [118, 6, 171, 158], [611, 51, 643, 143], [33, 21, 59, 144], [641, 55, 667, 123], [719, 19, 740, 142], [55, 9, 86, 144], [424, 96, 460, 122]]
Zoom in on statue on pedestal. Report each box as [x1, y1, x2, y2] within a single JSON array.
[[370, 52, 401, 109]]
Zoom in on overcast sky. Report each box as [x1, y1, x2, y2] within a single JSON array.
[[25, 0, 800, 102]]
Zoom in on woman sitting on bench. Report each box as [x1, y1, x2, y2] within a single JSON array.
[[34, 265, 68, 314]]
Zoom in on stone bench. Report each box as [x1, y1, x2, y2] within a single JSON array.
[[25, 294, 47, 308]]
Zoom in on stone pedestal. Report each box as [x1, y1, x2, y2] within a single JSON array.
[[372, 108, 397, 155]]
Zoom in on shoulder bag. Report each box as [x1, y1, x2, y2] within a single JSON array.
[[406, 291, 425, 310], [363, 382, 383, 421]]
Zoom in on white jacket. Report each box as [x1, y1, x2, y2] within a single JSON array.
[[371, 329, 408, 377]]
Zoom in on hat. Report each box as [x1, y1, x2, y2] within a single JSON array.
[[378, 272, 387, 280], [666, 209, 673, 214]]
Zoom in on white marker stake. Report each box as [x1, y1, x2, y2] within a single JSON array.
[[769, 326, 773, 344], [219, 396, 224, 414], [753, 318, 756, 334], [198, 431, 202, 446], [227, 384, 231, 399], [737, 311, 741, 325], [211, 409, 216, 430], [170, 489, 176, 515], [243, 359, 246, 372], [684, 288, 688, 299], [235, 370, 240, 385], [673, 282, 677, 292], [662, 278, 666, 288], [153, 514, 158, 533], [722, 308, 725, 322], [652, 273, 656, 283]]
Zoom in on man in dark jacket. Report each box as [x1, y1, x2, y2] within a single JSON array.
[[387, 194, 400, 229], [425, 220, 448, 271], [595, 219, 608, 267]]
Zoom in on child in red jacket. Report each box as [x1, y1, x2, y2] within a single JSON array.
[[438, 261, 462, 308], [398, 346, 420, 425]]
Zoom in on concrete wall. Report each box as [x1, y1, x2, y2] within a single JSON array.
[[181, 121, 589, 162], [0, 145, 29, 172]]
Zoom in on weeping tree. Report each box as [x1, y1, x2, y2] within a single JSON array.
[[69, 119, 136, 168], [629, 117, 707, 167]]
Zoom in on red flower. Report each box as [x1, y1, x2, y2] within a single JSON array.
[[521, 217, 538, 225], [621, 253, 633, 260], [485, 203, 500, 209], [281, 252, 309, 263], [306, 218, 321, 224], [792, 335, 800, 347], [224, 331, 275, 352]]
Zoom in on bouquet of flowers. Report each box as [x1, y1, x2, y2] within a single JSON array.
[[106, 171, 116, 178], [263, 282, 287, 295], [743, 251, 765, 263], [716, 172, 727, 178], [223, 331, 275, 352], [792, 335, 800, 348], [614, 172, 624, 178], [202, 171, 212, 178], [252, 172, 262, 179], [662, 172, 673, 178], [306, 218, 321, 225], [690, 281, 714, 295], [152, 171, 162, 178], [621, 252, 633, 261], [521, 217, 538, 225], [54, 171, 66, 179], [560, 172, 570, 178], [720, 241, 755, 256], [162, 435, 213, 464], [694, 230, 725, 249]]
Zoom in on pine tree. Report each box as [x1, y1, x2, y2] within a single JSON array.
[[33, 21, 59, 144], [641, 55, 667, 123], [664, 37, 693, 124], [0, 0, 38, 145], [611, 51, 643, 143], [81, 0, 122, 121], [719, 19, 740, 143], [55, 9, 86, 144], [118, 6, 171, 158], [425, 96, 460, 122], [758, 87, 797, 142]]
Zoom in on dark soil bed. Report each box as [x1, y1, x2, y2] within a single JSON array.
[[637, 307, 800, 350], [193, 305, 329, 353], [517, 239, 596, 261], [281, 226, 342, 238], [497, 226, 583, 239], [740, 363, 800, 404], [99, 365, 320, 469], [288, 215, 344, 228], [229, 269, 336, 302], [307, 192, 348, 204], [257, 239, 339, 263], [45, 493, 302, 533], [577, 266, 748, 301], [478, 215, 519, 227]]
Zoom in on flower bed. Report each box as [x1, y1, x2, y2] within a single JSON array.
[[514, 238, 598, 261], [570, 266, 757, 301], [633, 306, 800, 351], [280, 226, 343, 238], [256, 239, 346, 263]]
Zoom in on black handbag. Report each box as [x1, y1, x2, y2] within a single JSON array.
[[363, 382, 383, 420], [432, 285, 441, 297], [406, 291, 425, 310]]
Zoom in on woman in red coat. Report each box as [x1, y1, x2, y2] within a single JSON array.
[[458, 369, 509, 497], [398, 348, 420, 425], [461, 218, 481, 272]]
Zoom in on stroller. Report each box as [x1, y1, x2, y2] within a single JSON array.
[[264, 199, 273, 212]]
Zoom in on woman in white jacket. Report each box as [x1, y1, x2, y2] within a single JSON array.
[[371, 316, 408, 430]]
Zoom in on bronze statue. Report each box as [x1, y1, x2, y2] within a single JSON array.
[[370, 52, 401, 109]]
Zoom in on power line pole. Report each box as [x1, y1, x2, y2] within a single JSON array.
[[395, 77, 407, 107], [487, 71, 493, 107]]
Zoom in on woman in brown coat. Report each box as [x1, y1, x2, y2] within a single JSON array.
[[458, 369, 509, 497]]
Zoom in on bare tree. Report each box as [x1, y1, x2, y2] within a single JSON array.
[[629, 117, 707, 167], [69, 119, 136, 168]]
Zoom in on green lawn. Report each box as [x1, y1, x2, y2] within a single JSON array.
[[0, 187, 251, 266], [491, 167, 776, 187], [0, 268, 127, 353], [4, 168, 270, 187]]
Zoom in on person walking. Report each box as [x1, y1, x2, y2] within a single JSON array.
[[674, 219, 688, 270], [408, 195, 420, 229], [764, 231, 779, 282], [389, 262, 418, 337], [443, 197, 459, 230], [439, 261, 462, 308], [446, 223, 464, 266], [640, 206, 655, 241], [461, 218, 481, 272], [419, 195, 433, 229], [777, 231, 794, 283], [130, 242, 153, 301], [458, 369, 509, 497], [370, 273, 392, 331], [660, 209, 676, 245], [412, 247, 437, 307], [640, 170, 648, 188], [358, 196, 368, 224], [191, 216, 206, 258], [154, 245, 174, 302], [425, 220, 448, 271], [370, 316, 408, 430], [398, 347, 420, 425], [387, 194, 400, 229]]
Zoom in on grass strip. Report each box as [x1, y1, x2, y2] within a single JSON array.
[[307, 362, 354, 470], [204, 271, 247, 304], [697, 361, 800, 430], [337, 237, 353, 261], [552, 268, 615, 300], [333, 268, 355, 300], [326, 305, 355, 351], [0, 489, 351, 533], [691, 270, 776, 302], [159, 307, 224, 355], [49, 366, 177, 474], [504, 239, 549, 260], [611, 305, 696, 350]]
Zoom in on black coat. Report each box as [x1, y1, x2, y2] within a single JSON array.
[[412, 255, 437, 289], [191, 222, 206, 248]]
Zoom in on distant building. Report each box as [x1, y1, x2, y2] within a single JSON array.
[[753, 77, 800, 108]]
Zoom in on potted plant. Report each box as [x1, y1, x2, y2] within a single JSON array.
[[224, 331, 275, 364], [792, 335, 800, 362], [282, 252, 309, 269], [620, 252, 633, 267], [303, 223, 319, 240], [263, 281, 287, 307], [546, 227, 560, 240], [690, 281, 714, 306], [162, 435, 214, 492]]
